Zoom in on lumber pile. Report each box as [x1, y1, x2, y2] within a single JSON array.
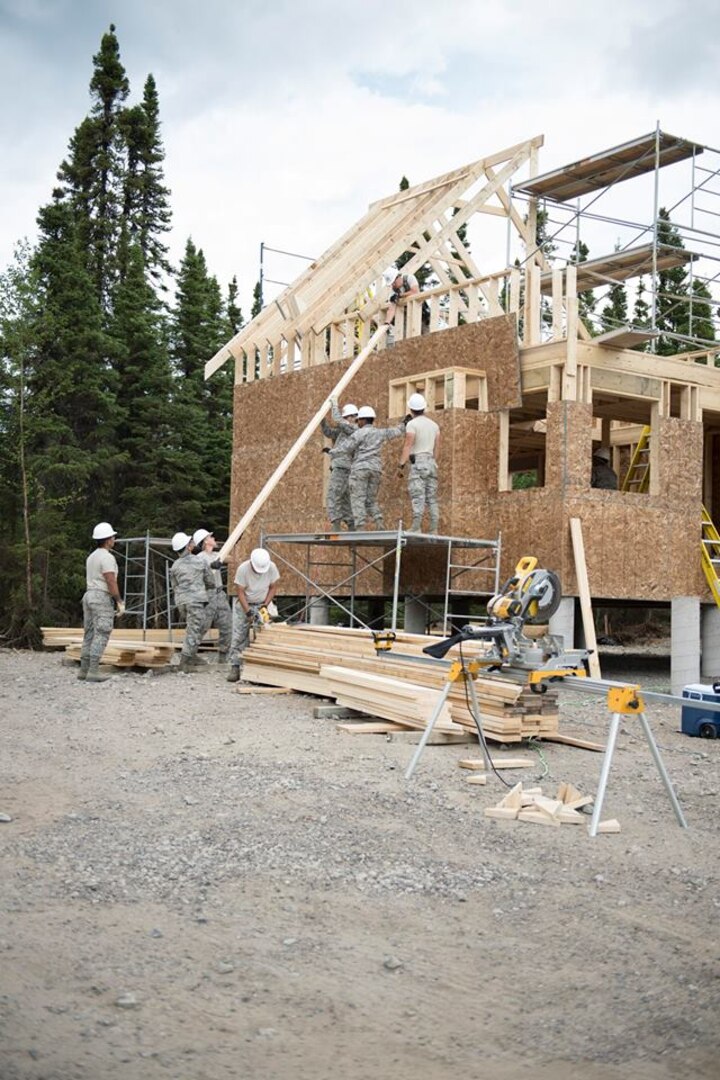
[[241, 624, 560, 743], [42, 626, 218, 669], [321, 665, 460, 733]]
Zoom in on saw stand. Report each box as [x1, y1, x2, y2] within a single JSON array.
[[588, 684, 687, 837], [405, 657, 491, 780]]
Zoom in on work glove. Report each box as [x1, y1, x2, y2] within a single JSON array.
[[322, 447, 331, 454], [210, 558, 223, 569], [115, 600, 126, 617]]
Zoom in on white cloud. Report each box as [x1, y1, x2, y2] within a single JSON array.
[[1, 0, 719, 316]]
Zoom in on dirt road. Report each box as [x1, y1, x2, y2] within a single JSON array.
[[1, 649, 718, 1079]]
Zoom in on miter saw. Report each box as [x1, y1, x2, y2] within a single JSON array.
[[423, 557, 589, 689]]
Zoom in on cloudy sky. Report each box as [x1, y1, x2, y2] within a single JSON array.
[[1, 0, 718, 313]]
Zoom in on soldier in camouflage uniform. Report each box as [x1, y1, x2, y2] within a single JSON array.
[[346, 406, 405, 529], [398, 393, 440, 533], [170, 532, 215, 673], [321, 398, 358, 530], [192, 528, 232, 663], [78, 521, 125, 683]]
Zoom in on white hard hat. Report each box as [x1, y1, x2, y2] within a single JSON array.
[[92, 521, 117, 540], [593, 446, 611, 463], [250, 548, 271, 573], [342, 403, 358, 418], [357, 405, 376, 420], [192, 528, 212, 547], [171, 531, 191, 553], [408, 393, 427, 411]]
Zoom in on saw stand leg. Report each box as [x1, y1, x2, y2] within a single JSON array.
[[589, 688, 688, 837], [405, 661, 491, 780]]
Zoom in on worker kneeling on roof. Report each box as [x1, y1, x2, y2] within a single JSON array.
[[399, 392, 440, 533], [227, 547, 280, 683], [345, 405, 406, 530]]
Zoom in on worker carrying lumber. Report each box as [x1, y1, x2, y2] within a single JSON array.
[[384, 270, 430, 335], [170, 531, 216, 673], [321, 398, 358, 531], [78, 521, 125, 683], [398, 392, 440, 532], [591, 445, 618, 490], [192, 528, 232, 664], [227, 547, 280, 683], [345, 406, 405, 529]]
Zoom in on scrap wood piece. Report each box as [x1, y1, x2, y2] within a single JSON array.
[[540, 733, 604, 752], [336, 721, 406, 734], [517, 809, 561, 827], [595, 818, 621, 834], [484, 806, 518, 820], [465, 774, 487, 785], [459, 756, 535, 770], [235, 686, 294, 695]]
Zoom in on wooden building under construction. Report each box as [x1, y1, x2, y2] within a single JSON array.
[[205, 131, 720, 692]]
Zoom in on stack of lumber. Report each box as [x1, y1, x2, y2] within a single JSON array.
[[320, 665, 460, 733], [42, 627, 218, 669], [242, 624, 560, 743]]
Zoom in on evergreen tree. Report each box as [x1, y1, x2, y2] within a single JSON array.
[[251, 280, 263, 318], [57, 25, 129, 306], [569, 240, 597, 326], [600, 248, 628, 332], [120, 74, 172, 283], [226, 276, 243, 336], [631, 276, 652, 352], [0, 244, 39, 644], [170, 240, 232, 527], [109, 235, 177, 529], [655, 208, 690, 355]]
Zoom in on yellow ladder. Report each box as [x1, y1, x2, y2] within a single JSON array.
[[702, 505, 720, 608], [621, 425, 651, 492]]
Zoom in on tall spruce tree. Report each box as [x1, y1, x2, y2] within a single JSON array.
[[170, 240, 232, 527], [120, 74, 172, 283], [109, 234, 178, 530], [22, 191, 121, 622], [600, 247, 628, 332], [58, 24, 129, 305]]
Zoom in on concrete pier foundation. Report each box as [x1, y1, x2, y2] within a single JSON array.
[[671, 596, 700, 694], [549, 597, 575, 650], [701, 605, 720, 681]]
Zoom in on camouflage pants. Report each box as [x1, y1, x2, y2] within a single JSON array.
[[80, 591, 115, 663], [229, 600, 261, 667], [348, 467, 383, 529], [327, 465, 353, 528], [200, 590, 232, 653], [408, 455, 439, 532], [178, 603, 209, 660]]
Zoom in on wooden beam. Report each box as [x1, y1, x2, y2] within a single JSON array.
[[569, 517, 601, 679], [216, 324, 390, 562]]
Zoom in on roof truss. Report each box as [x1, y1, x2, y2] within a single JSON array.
[[205, 135, 544, 378]]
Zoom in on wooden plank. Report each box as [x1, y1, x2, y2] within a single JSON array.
[[540, 733, 604, 752], [336, 721, 406, 734], [235, 686, 294, 695], [569, 517, 601, 679]]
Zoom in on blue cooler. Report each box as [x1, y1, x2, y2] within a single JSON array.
[[681, 682, 720, 738]]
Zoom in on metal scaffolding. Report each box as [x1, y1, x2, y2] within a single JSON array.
[[113, 534, 177, 637], [259, 524, 501, 633], [512, 125, 720, 354]]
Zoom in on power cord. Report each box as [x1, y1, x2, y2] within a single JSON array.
[[458, 640, 514, 789]]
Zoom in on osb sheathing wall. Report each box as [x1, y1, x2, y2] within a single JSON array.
[[229, 319, 706, 603], [229, 319, 520, 592]]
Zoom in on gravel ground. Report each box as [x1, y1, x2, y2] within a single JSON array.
[[1, 648, 719, 1080]]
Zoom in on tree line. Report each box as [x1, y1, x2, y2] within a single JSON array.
[[0, 26, 242, 646]]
